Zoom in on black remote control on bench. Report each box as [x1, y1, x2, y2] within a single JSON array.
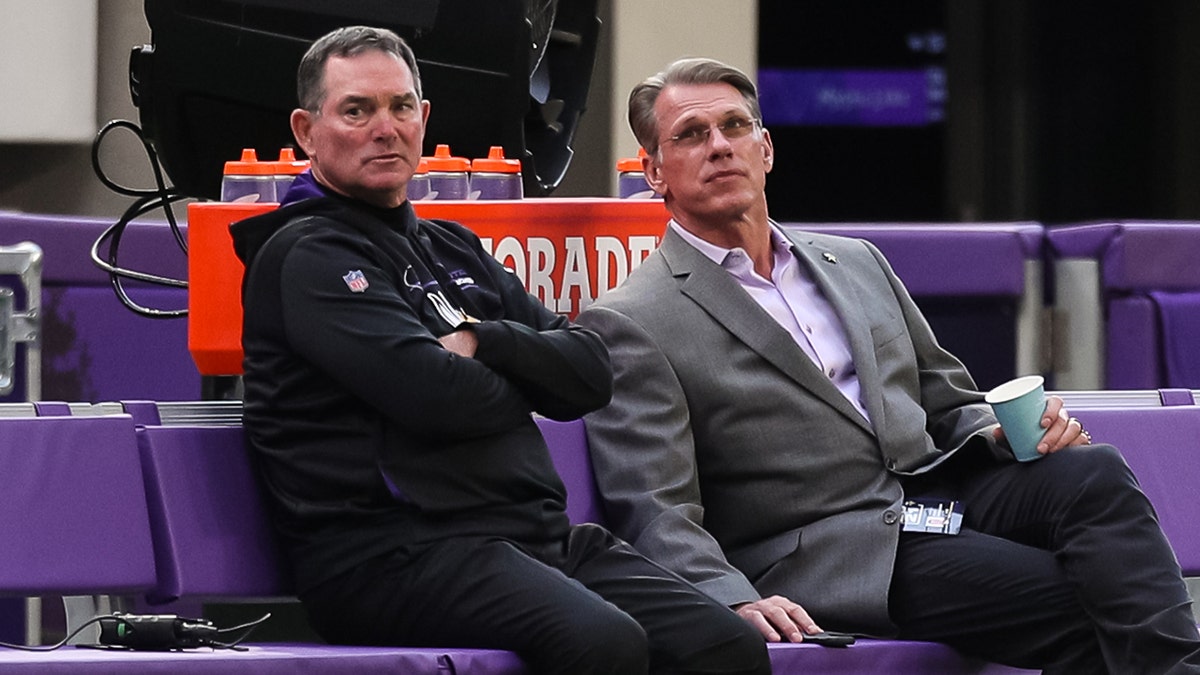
[[799, 631, 856, 647]]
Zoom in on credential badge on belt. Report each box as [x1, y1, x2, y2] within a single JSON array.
[[902, 499, 964, 535]]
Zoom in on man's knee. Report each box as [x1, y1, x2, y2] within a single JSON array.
[[685, 614, 772, 675], [659, 605, 770, 675], [543, 607, 649, 675], [1041, 443, 1160, 525], [1044, 443, 1134, 489]]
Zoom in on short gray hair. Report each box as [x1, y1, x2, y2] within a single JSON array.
[[297, 26, 422, 112], [628, 57, 761, 157]]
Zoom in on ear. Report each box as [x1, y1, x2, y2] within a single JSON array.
[[643, 150, 667, 193], [761, 127, 775, 174], [291, 109, 315, 157]]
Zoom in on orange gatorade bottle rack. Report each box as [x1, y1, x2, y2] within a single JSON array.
[[187, 198, 671, 376]]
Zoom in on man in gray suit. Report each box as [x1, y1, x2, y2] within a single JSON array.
[[578, 56, 1200, 673]]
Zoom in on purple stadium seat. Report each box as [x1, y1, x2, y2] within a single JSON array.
[[136, 425, 291, 602], [0, 415, 155, 595], [1048, 221, 1200, 389], [0, 414, 156, 657]]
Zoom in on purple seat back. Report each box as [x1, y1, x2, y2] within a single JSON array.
[[1046, 222, 1200, 292], [1049, 222, 1200, 389], [536, 417, 605, 525], [136, 425, 292, 603], [0, 211, 198, 403], [787, 222, 1043, 297], [1074, 406, 1200, 575], [0, 415, 156, 594], [1151, 291, 1200, 388]]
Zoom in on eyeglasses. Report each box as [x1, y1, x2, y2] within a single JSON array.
[[662, 116, 761, 149]]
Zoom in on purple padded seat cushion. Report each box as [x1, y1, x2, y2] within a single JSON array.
[[136, 425, 290, 603], [0, 644, 527, 674], [767, 641, 1033, 673], [1073, 406, 1200, 575], [1106, 295, 1162, 390], [0, 415, 156, 594]]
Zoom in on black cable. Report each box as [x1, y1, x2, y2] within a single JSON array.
[[209, 612, 272, 649], [90, 119, 192, 318], [213, 612, 272, 636], [0, 615, 109, 651]]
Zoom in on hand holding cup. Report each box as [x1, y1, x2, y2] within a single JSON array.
[[985, 375, 1049, 462]]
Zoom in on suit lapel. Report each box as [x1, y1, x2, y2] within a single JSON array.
[[785, 230, 884, 431], [659, 228, 872, 431]]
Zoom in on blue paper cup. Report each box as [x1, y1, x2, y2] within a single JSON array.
[[985, 375, 1048, 462]]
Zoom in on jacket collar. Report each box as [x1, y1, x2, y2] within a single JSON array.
[[658, 226, 873, 432]]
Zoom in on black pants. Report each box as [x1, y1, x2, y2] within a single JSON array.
[[300, 523, 770, 675], [894, 444, 1200, 674]]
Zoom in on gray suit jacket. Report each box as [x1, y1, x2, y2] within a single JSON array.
[[578, 225, 1006, 636]]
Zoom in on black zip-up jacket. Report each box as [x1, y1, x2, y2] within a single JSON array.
[[231, 187, 612, 592]]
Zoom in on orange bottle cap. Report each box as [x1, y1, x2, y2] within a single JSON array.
[[425, 144, 470, 172], [273, 147, 311, 175], [224, 148, 276, 175], [471, 146, 521, 173]]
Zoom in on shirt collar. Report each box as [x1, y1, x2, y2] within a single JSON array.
[[669, 219, 796, 269]]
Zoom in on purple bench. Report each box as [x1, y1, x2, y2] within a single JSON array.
[[1047, 221, 1200, 389], [11, 396, 1193, 672]]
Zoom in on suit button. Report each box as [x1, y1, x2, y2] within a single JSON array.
[[883, 510, 899, 525]]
